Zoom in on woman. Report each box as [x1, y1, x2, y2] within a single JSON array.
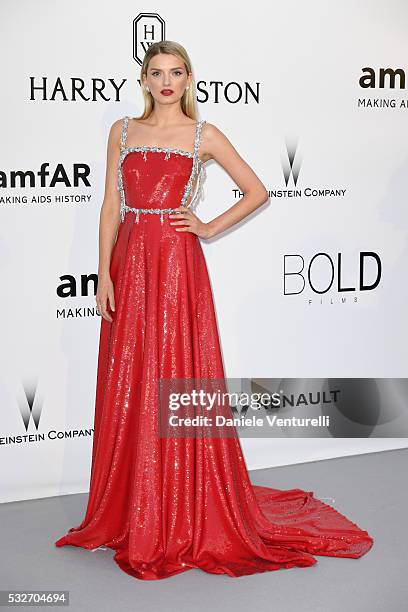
[[55, 40, 374, 580]]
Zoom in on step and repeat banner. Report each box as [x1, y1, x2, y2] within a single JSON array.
[[1, 1, 407, 502]]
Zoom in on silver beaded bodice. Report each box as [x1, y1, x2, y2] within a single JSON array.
[[117, 116, 206, 223]]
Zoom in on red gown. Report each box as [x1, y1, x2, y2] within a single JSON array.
[[55, 116, 374, 579]]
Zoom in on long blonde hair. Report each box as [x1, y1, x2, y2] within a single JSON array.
[[135, 40, 198, 121]]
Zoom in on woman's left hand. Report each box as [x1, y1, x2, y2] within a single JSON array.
[[168, 207, 212, 239]]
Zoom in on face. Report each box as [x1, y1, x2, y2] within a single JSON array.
[[142, 53, 191, 103]]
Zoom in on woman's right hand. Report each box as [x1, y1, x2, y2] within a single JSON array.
[[96, 273, 116, 322]]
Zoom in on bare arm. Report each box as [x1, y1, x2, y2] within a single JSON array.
[[98, 119, 122, 278], [169, 122, 269, 239], [203, 123, 268, 237], [95, 119, 122, 322]]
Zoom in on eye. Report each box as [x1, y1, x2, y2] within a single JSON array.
[[150, 70, 183, 77]]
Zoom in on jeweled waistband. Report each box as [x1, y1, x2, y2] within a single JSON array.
[[120, 204, 183, 223]]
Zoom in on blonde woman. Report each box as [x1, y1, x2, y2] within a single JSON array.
[[55, 40, 373, 580]]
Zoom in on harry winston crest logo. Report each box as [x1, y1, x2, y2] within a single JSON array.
[[282, 138, 301, 187], [133, 13, 166, 66]]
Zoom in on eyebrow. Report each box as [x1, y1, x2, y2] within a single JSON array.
[[148, 66, 184, 71]]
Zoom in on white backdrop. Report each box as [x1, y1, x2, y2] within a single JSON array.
[[1, 0, 407, 503]]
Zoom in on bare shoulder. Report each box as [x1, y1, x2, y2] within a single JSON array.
[[110, 117, 125, 133], [111, 116, 125, 137], [200, 121, 238, 163], [106, 117, 125, 151], [201, 121, 223, 141]]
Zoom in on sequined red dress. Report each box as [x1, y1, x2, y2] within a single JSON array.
[[55, 116, 374, 579]]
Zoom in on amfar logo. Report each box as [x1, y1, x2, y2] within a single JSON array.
[[267, 139, 347, 199], [283, 251, 382, 302], [19, 381, 42, 431], [0, 163, 91, 188], [359, 67, 406, 89], [133, 13, 165, 65], [0, 163, 92, 211], [358, 66, 408, 109], [56, 273, 99, 319]]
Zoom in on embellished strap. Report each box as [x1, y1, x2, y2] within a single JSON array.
[[120, 116, 129, 151], [183, 120, 206, 210], [193, 120, 206, 164], [117, 117, 129, 221]]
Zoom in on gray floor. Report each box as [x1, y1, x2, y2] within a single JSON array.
[[1, 449, 406, 611]]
